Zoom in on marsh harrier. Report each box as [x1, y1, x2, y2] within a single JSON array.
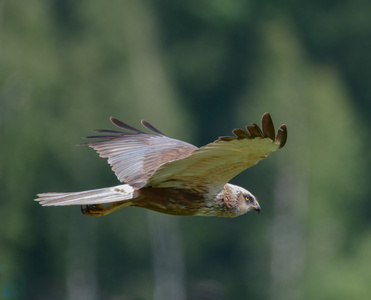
[[36, 113, 287, 217]]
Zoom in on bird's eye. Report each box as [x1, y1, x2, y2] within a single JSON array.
[[245, 196, 250, 201]]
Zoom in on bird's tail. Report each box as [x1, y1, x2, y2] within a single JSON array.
[[35, 184, 137, 206]]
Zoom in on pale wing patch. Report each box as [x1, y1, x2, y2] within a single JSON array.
[[145, 113, 287, 190], [146, 138, 279, 190], [85, 119, 198, 188]]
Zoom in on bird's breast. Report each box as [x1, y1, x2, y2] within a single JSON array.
[[132, 187, 236, 217]]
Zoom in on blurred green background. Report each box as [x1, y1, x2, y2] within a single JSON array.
[[1, 0, 371, 299]]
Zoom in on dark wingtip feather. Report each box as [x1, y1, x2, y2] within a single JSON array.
[[232, 128, 251, 139], [261, 113, 276, 140], [110, 117, 146, 134], [218, 136, 236, 141], [79, 118, 166, 147], [219, 113, 287, 149], [83, 135, 119, 140], [276, 125, 287, 148], [93, 129, 124, 134], [246, 123, 264, 138], [141, 120, 166, 136]]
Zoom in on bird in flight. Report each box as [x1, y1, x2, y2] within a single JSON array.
[[36, 113, 287, 218]]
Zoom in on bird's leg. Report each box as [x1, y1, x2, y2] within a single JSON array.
[[81, 200, 129, 217]]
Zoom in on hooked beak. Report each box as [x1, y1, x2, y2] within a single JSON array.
[[253, 203, 261, 214]]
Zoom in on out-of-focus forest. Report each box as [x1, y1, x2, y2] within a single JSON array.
[[1, 0, 371, 299]]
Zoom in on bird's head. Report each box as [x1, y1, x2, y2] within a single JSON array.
[[223, 184, 261, 215], [238, 189, 261, 214]]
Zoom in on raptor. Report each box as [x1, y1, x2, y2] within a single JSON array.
[[36, 113, 287, 217]]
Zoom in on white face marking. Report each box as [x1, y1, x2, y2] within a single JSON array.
[[225, 183, 251, 196]]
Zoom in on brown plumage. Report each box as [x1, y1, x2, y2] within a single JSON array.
[[35, 113, 287, 217]]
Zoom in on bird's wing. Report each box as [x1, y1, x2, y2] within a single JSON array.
[[84, 118, 198, 188], [145, 113, 287, 192]]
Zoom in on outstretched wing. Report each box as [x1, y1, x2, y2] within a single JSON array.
[[84, 118, 198, 188], [145, 113, 287, 192]]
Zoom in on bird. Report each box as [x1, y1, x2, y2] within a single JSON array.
[[35, 113, 287, 218]]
